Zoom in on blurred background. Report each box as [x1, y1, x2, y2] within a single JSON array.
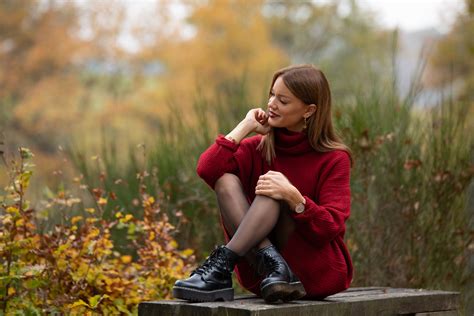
[[1, 0, 473, 312]]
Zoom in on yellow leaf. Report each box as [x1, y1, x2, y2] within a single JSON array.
[[15, 218, 24, 226], [69, 299, 90, 309], [8, 287, 16, 295], [142, 196, 155, 207], [89, 227, 100, 238], [98, 198, 107, 205], [124, 214, 133, 222], [57, 258, 67, 270], [86, 218, 98, 224], [88, 294, 102, 308], [6, 207, 19, 215], [169, 240, 178, 249], [71, 216, 83, 224], [20, 171, 32, 189], [121, 255, 132, 264], [85, 208, 95, 214], [182, 248, 194, 257], [115, 212, 123, 218], [2, 215, 12, 225], [148, 231, 155, 241]]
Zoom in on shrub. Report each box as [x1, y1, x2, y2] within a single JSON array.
[[0, 147, 195, 314]]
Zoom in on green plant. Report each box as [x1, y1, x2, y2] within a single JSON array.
[[337, 83, 473, 296]]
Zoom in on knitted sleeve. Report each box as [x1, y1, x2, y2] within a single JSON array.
[[290, 151, 351, 247], [196, 135, 257, 189]]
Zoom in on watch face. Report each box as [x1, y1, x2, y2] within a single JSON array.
[[295, 203, 305, 213]]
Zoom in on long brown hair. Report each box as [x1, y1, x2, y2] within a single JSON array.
[[257, 64, 353, 165]]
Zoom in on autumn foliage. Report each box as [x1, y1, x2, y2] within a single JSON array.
[[0, 147, 195, 314]]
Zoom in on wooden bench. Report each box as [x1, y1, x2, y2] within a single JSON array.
[[138, 287, 459, 315]]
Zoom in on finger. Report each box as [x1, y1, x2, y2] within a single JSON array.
[[256, 181, 269, 189], [268, 171, 281, 176], [255, 188, 272, 197]]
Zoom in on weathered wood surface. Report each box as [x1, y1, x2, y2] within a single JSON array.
[[138, 287, 459, 316]]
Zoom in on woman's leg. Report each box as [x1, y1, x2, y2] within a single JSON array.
[[214, 173, 304, 302], [215, 173, 295, 256], [271, 201, 296, 251]]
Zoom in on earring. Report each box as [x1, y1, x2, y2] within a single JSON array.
[[303, 116, 308, 129]]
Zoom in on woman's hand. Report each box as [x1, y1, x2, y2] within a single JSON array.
[[225, 108, 270, 144], [245, 108, 271, 135], [256, 171, 306, 210], [255, 171, 294, 201]]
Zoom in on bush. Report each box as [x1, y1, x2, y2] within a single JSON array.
[[0, 147, 195, 314]]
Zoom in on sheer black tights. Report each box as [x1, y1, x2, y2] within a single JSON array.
[[214, 173, 296, 260]]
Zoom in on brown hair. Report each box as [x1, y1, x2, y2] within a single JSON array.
[[257, 64, 353, 165]]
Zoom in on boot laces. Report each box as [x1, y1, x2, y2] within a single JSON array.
[[192, 247, 228, 275], [257, 252, 281, 276]]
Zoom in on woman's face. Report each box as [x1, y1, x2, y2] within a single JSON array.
[[267, 76, 309, 132]]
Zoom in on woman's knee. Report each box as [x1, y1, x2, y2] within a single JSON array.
[[253, 194, 280, 208], [214, 173, 243, 196]]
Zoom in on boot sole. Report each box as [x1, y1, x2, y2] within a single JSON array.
[[261, 281, 306, 303], [172, 286, 234, 302]]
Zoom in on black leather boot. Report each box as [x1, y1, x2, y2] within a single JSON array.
[[256, 245, 306, 303], [172, 245, 240, 302]]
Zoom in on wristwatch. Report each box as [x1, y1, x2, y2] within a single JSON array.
[[294, 199, 306, 214]]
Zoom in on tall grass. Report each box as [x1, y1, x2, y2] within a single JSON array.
[[69, 72, 473, 304], [337, 87, 473, 291], [68, 76, 254, 253]]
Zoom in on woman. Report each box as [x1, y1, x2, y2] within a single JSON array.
[[173, 64, 353, 303]]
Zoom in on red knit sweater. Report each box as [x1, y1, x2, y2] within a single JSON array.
[[196, 127, 353, 299]]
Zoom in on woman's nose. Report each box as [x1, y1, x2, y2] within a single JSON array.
[[268, 96, 277, 109]]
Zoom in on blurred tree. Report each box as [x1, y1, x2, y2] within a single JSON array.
[[263, 0, 394, 100], [146, 0, 287, 116], [0, 0, 86, 198], [426, 0, 474, 103], [0, 0, 83, 151], [0, 0, 136, 197]]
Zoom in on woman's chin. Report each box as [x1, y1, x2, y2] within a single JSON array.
[[268, 117, 282, 128]]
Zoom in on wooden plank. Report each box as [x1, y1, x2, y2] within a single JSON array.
[[414, 312, 458, 316], [138, 287, 460, 316]]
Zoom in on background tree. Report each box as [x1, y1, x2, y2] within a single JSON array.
[[152, 0, 287, 117], [263, 0, 394, 100], [426, 0, 473, 101]]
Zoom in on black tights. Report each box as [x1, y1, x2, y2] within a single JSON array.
[[214, 173, 296, 262]]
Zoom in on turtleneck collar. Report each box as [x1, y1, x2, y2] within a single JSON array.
[[273, 127, 313, 155]]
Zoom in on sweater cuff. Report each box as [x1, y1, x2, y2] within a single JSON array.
[[216, 134, 240, 152]]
